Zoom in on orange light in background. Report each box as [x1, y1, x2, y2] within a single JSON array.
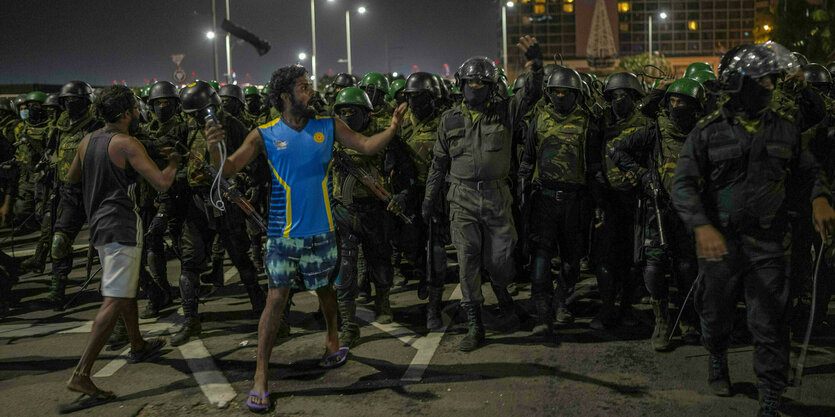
[[688, 21, 697, 30], [563, 4, 574, 13], [620, 22, 629, 32], [763, 24, 771, 31], [618, 2, 630, 13], [534, 4, 545, 13]]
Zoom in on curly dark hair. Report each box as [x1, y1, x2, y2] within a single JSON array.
[[95, 85, 136, 123], [269, 65, 308, 112]]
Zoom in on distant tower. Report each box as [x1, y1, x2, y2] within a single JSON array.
[[586, 0, 617, 68]]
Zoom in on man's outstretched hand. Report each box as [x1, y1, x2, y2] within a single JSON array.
[[517, 35, 542, 64]]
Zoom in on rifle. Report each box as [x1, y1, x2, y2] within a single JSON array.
[[422, 218, 434, 301], [332, 148, 413, 224]]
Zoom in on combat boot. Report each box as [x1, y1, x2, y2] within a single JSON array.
[[337, 301, 360, 348], [45, 274, 67, 308], [245, 283, 266, 314], [553, 285, 574, 325], [489, 283, 520, 332], [106, 316, 129, 350], [679, 320, 701, 345], [170, 317, 202, 347], [757, 385, 782, 417], [650, 298, 671, 351], [200, 258, 225, 287], [426, 286, 444, 331], [140, 290, 172, 319], [375, 287, 393, 324], [531, 290, 555, 339], [458, 304, 485, 352], [20, 240, 49, 274], [708, 352, 731, 397]]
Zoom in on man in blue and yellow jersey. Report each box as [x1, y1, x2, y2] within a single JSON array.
[[206, 64, 406, 413]]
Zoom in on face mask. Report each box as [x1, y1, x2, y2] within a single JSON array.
[[28, 106, 46, 124], [395, 92, 408, 106], [548, 91, 576, 115], [669, 106, 698, 133], [223, 100, 242, 117], [19, 109, 29, 120], [408, 93, 435, 120], [739, 76, 773, 117], [246, 98, 262, 114], [611, 95, 634, 119], [339, 108, 369, 132], [47, 107, 58, 121], [463, 84, 490, 107], [366, 87, 384, 108], [153, 102, 176, 123], [64, 99, 89, 120]]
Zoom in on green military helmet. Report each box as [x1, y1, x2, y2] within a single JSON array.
[[546, 67, 582, 90], [684, 62, 714, 78], [665, 78, 705, 105], [24, 91, 48, 104], [44, 93, 61, 108], [358, 72, 390, 94], [388, 79, 406, 102], [219, 84, 245, 104], [243, 85, 260, 97], [449, 84, 462, 101], [333, 87, 373, 112], [688, 70, 717, 84], [497, 67, 508, 82], [261, 83, 270, 96], [208, 80, 220, 92], [507, 85, 514, 97], [140, 84, 152, 100]]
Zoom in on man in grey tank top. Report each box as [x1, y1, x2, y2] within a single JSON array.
[[56, 86, 181, 413]]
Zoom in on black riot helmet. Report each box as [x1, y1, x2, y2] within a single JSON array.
[[428, 75, 443, 100], [718, 42, 800, 91], [455, 56, 498, 87], [512, 73, 527, 93], [579, 72, 594, 87], [434, 75, 450, 102], [179, 80, 222, 114], [442, 78, 454, 95], [218, 84, 246, 105], [546, 67, 583, 90], [333, 73, 356, 89], [802, 63, 832, 84], [0, 98, 12, 113], [148, 81, 179, 102], [44, 93, 61, 109], [404, 72, 437, 96], [792, 52, 809, 67], [58, 80, 93, 103], [603, 72, 643, 100], [827, 61, 835, 76]]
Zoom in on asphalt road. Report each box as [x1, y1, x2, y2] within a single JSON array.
[[1, 227, 833, 417]]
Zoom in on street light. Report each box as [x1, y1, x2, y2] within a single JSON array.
[[345, 6, 367, 74], [206, 31, 216, 39], [648, 11, 668, 55], [502, 2, 510, 71], [506, 1, 514, 7], [299, 52, 308, 61], [357, 6, 366, 14], [310, 0, 318, 90]]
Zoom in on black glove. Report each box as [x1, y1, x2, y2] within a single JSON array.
[[146, 213, 168, 236], [593, 171, 607, 185], [421, 199, 435, 224], [524, 42, 543, 63]]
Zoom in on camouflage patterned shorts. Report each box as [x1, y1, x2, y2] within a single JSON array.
[[265, 231, 338, 290]]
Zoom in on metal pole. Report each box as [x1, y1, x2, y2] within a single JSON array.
[[225, 0, 232, 83], [346, 10, 352, 74], [212, 0, 219, 81], [311, 0, 318, 90], [502, 5, 508, 71], [648, 15, 652, 56]]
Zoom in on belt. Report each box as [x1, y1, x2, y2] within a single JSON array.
[[449, 177, 505, 191]]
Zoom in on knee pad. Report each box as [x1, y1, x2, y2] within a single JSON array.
[[51, 232, 71, 259]]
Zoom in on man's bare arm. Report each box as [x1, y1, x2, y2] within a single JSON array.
[[334, 102, 407, 155], [207, 126, 263, 178], [120, 135, 179, 192]]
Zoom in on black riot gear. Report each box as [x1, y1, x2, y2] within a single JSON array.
[[148, 82, 181, 123], [603, 72, 643, 100], [792, 52, 809, 67], [333, 73, 356, 89], [803, 63, 833, 94], [404, 72, 437, 96], [59, 80, 93, 120], [180, 81, 222, 114], [455, 56, 498, 87], [546, 67, 582, 90], [218, 84, 246, 105], [512, 73, 527, 94], [719, 42, 800, 91], [148, 81, 179, 102]]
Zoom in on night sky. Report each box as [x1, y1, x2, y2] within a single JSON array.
[[1, 0, 502, 87]]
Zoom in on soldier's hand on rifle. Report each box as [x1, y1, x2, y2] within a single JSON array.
[[694, 224, 728, 261], [421, 199, 436, 224], [517, 35, 542, 64], [206, 124, 226, 153], [812, 197, 835, 241], [387, 193, 407, 216], [390, 102, 408, 130]]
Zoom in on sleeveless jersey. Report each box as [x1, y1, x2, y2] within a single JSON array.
[[258, 116, 335, 238]]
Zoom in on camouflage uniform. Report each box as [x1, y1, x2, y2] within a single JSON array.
[[13, 118, 51, 227], [518, 102, 601, 327], [671, 102, 831, 394]]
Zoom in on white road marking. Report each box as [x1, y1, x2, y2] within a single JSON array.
[[10, 243, 87, 258], [93, 348, 131, 377], [223, 266, 239, 285], [0, 321, 87, 338], [178, 339, 236, 408]]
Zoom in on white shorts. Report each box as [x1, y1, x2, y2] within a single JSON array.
[[96, 242, 142, 298]]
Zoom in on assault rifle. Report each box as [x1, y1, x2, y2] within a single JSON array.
[[332, 148, 413, 224]]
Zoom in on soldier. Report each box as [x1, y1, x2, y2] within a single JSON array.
[[49, 81, 105, 306], [609, 78, 706, 351], [12, 91, 51, 234], [324, 83, 338, 107], [672, 42, 835, 416], [358, 72, 391, 113], [136, 81, 189, 318], [331, 86, 413, 347], [220, 84, 258, 130], [592, 72, 653, 330], [332, 73, 356, 95], [256, 83, 280, 125], [388, 79, 407, 107], [398, 72, 447, 330], [169, 81, 266, 347], [518, 66, 602, 340], [44, 93, 62, 126], [423, 36, 543, 352], [243, 86, 264, 118]]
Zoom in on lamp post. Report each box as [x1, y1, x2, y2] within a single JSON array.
[[225, 0, 232, 84], [345, 6, 366, 75], [648, 11, 668, 55], [502, 2, 514, 71], [310, 0, 319, 90], [210, 0, 219, 81]]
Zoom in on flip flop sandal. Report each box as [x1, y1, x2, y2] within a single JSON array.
[[246, 391, 271, 413], [128, 337, 166, 364], [57, 390, 117, 414], [318, 347, 349, 369]]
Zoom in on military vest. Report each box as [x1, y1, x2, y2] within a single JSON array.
[[14, 119, 51, 180], [56, 110, 101, 183], [403, 112, 440, 186], [442, 101, 513, 184], [604, 108, 651, 191], [654, 115, 688, 195], [531, 104, 589, 187], [332, 112, 390, 202]]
